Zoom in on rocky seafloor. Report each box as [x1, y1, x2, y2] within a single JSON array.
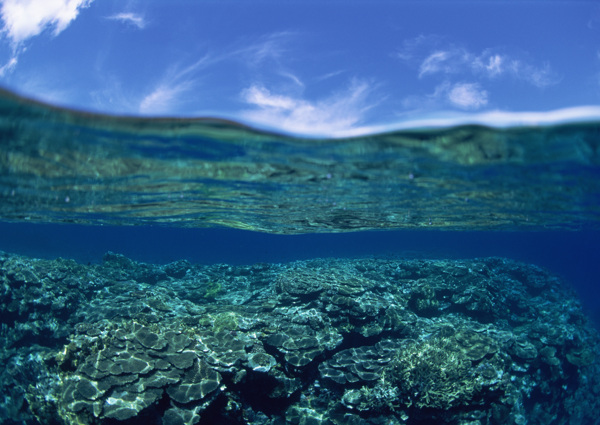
[[0, 252, 599, 425]]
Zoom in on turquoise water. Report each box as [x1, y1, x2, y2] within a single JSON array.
[[0, 90, 599, 425], [1, 89, 599, 232]]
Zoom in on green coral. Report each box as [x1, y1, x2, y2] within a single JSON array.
[[342, 383, 401, 413], [388, 335, 479, 410], [212, 312, 240, 332], [203, 281, 224, 300]]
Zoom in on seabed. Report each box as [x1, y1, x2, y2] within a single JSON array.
[[0, 252, 598, 425]]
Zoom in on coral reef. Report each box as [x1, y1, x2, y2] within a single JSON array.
[[0, 252, 599, 424]]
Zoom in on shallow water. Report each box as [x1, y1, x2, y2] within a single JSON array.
[[1, 89, 599, 232], [0, 90, 599, 425]]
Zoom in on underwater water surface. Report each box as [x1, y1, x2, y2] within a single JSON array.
[[0, 90, 599, 425]]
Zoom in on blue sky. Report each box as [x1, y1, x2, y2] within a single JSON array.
[[0, 0, 599, 135]]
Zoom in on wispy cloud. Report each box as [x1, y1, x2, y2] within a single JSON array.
[[232, 31, 294, 67], [417, 47, 558, 88], [106, 12, 146, 29], [93, 32, 300, 117], [472, 50, 557, 88], [396, 34, 443, 61], [239, 79, 380, 136], [419, 50, 466, 78], [447, 82, 488, 109], [472, 53, 504, 77], [0, 56, 17, 76], [396, 35, 561, 115], [403, 81, 488, 111], [139, 82, 192, 115], [90, 75, 136, 113], [398, 35, 559, 89], [278, 71, 304, 88], [12, 72, 75, 106], [315, 70, 346, 82], [138, 56, 211, 115]]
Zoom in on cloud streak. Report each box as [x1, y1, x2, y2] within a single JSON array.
[[396, 36, 561, 115], [136, 32, 300, 115], [418, 47, 558, 88], [107, 12, 146, 29], [0, 56, 17, 76], [139, 82, 192, 115], [398, 36, 559, 89], [138, 56, 212, 115], [239, 79, 379, 136], [231, 31, 294, 67], [419, 50, 464, 78]]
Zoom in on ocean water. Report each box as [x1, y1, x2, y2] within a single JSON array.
[[1, 89, 599, 424]]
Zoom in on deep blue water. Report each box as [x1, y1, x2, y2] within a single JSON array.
[[1, 222, 598, 330]]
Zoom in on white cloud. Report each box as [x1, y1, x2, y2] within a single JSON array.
[[447, 82, 488, 109], [472, 52, 556, 88], [315, 70, 346, 82], [407, 45, 557, 112], [139, 83, 191, 115], [138, 56, 211, 115], [278, 71, 304, 88], [107, 12, 146, 29], [396, 34, 443, 61], [408, 41, 558, 88], [478, 54, 503, 77], [0, 55, 17, 76], [509, 60, 556, 88], [0, 0, 92, 44], [402, 81, 488, 112], [419, 51, 448, 77], [111, 32, 298, 116], [239, 79, 379, 136], [233, 32, 293, 67], [419, 50, 467, 78], [0, 0, 92, 77], [243, 86, 296, 110]]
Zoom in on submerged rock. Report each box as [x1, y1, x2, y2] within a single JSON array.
[[0, 252, 598, 425]]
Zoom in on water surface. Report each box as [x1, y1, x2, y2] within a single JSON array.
[[1, 89, 598, 233]]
